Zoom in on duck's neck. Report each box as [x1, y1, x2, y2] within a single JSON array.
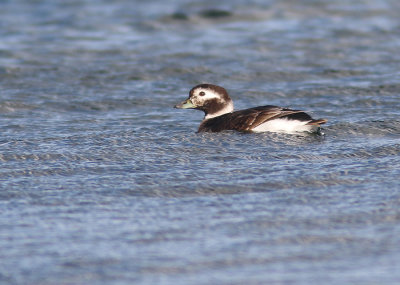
[[204, 101, 234, 120]]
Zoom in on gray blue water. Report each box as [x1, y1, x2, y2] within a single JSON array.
[[1, 0, 400, 284]]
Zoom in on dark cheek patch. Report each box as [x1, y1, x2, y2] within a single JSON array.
[[204, 99, 225, 114]]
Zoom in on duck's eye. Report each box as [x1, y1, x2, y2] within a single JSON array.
[[199, 91, 206, 96]]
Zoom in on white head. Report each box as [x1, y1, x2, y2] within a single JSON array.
[[174, 84, 234, 120]]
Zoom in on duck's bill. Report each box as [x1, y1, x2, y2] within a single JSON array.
[[174, 98, 196, 109]]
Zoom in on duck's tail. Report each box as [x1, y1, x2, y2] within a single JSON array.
[[307, 119, 327, 126]]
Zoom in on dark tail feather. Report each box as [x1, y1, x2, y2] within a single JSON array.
[[307, 119, 327, 125]]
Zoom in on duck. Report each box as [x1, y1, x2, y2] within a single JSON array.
[[174, 84, 327, 134]]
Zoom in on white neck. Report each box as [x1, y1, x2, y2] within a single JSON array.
[[204, 101, 234, 120]]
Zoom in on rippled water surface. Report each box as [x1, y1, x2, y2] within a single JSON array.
[[1, 0, 400, 284]]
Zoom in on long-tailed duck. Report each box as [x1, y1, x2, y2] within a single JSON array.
[[174, 84, 327, 134]]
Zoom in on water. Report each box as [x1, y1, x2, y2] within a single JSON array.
[[1, 0, 400, 284]]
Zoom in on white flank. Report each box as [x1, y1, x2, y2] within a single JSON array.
[[204, 101, 234, 120], [251, 118, 318, 133]]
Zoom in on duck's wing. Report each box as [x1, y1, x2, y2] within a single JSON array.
[[198, 105, 308, 132]]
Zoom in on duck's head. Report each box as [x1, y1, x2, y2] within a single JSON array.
[[174, 84, 234, 120]]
